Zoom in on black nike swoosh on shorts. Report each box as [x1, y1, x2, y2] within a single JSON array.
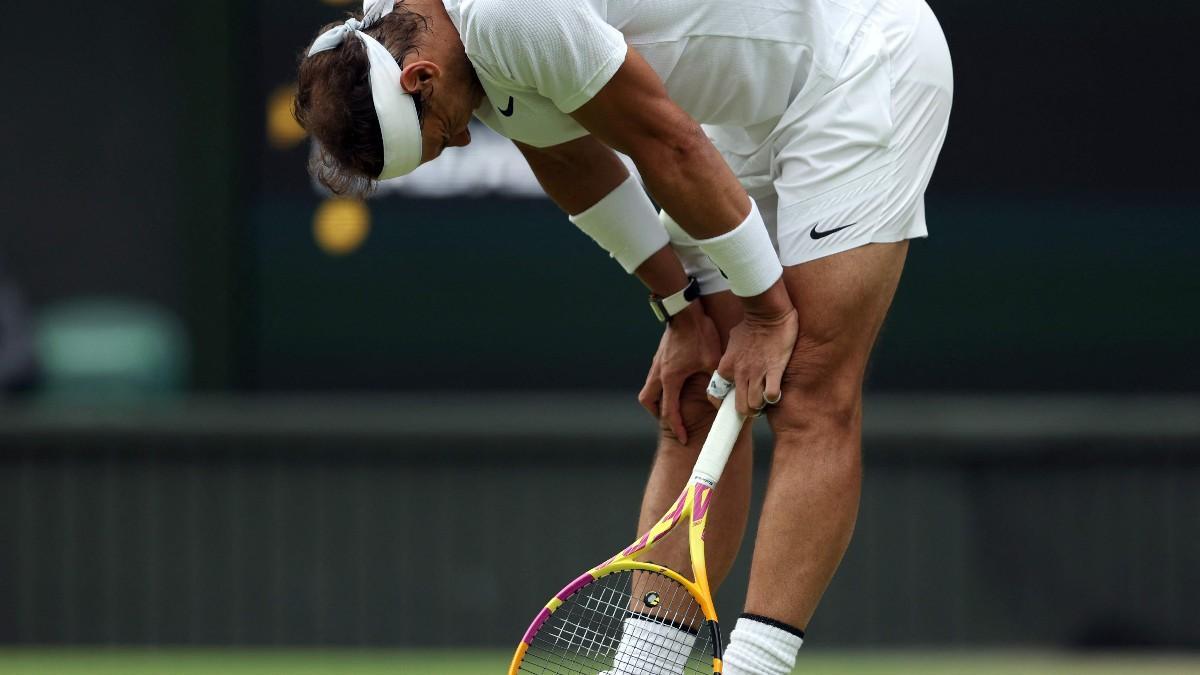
[[809, 222, 857, 240], [498, 96, 515, 117]]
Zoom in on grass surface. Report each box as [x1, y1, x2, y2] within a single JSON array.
[[1, 649, 1199, 674]]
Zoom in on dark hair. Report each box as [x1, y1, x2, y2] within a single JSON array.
[[294, 5, 429, 196]]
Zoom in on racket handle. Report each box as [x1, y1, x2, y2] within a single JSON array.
[[690, 392, 746, 485]]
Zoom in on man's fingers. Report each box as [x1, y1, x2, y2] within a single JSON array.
[[638, 364, 662, 417], [735, 375, 751, 417], [747, 373, 766, 413], [660, 378, 688, 445], [764, 367, 784, 406]]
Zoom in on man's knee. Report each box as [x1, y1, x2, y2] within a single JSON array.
[[658, 373, 720, 443], [768, 334, 863, 436]]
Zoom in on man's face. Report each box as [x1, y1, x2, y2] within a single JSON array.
[[418, 84, 475, 163], [401, 59, 483, 164]]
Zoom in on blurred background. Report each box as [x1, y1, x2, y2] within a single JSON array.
[[1, 0, 1198, 673]]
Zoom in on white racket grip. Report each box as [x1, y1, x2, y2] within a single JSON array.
[[690, 392, 747, 486]]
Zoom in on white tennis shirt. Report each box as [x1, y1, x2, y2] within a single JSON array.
[[443, 0, 881, 152]]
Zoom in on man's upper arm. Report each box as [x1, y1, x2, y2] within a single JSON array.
[[568, 47, 706, 161]]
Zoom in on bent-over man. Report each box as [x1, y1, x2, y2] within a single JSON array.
[[295, 0, 952, 672]]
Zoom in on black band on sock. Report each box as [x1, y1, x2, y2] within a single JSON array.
[[628, 611, 700, 636], [738, 612, 806, 640]]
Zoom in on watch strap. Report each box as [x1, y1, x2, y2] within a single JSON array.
[[650, 277, 701, 323]]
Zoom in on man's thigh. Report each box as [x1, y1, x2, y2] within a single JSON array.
[[774, 241, 909, 416]]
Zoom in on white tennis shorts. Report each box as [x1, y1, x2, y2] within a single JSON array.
[[665, 0, 953, 289]]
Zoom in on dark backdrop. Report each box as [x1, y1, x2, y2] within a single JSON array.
[[0, 1, 238, 388]]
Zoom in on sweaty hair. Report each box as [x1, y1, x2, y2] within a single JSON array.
[[294, 5, 430, 196]]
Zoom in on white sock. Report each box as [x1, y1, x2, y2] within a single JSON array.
[[722, 614, 805, 675], [602, 616, 697, 675]]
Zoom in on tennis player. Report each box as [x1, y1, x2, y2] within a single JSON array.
[[296, 0, 951, 672]]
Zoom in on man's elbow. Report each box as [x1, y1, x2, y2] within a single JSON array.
[[628, 120, 710, 174]]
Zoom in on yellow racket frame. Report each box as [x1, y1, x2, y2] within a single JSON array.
[[510, 394, 744, 675], [508, 460, 725, 674]]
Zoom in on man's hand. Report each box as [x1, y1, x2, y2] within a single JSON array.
[[709, 280, 799, 416], [639, 303, 723, 444]]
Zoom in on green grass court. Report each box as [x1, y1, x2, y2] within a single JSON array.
[[2, 649, 1198, 674]]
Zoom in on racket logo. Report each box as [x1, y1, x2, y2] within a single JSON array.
[[643, 592, 662, 608]]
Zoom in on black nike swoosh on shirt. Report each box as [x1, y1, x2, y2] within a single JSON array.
[[498, 96, 515, 117], [809, 222, 857, 240]]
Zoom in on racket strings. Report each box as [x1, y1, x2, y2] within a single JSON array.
[[518, 569, 714, 674]]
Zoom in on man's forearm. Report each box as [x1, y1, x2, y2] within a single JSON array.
[[632, 244, 692, 298], [515, 138, 628, 215], [626, 123, 750, 241], [617, 112, 796, 318], [518, 138, 693, 297], [569, 48, 792, 316], [626, 134, 793, 316]]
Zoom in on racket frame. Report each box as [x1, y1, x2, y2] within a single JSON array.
[[510, 395, 744, 675]]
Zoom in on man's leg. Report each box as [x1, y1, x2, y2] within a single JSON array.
[[743, 241, 908, 628], [721, 241, 907, 675], [635, 292, 752, 590]]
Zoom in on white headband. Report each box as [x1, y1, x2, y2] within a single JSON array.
[[308, 0, 423, 179]]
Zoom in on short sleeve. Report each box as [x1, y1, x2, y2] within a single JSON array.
[[462, 0, 628, 113]]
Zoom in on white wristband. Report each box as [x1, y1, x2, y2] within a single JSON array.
[[695, 198, 782, 297], [660, 209, 731, 295], [568, 175, 669, 274]]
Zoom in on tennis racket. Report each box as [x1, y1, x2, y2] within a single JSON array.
[[509, 392, 746, 675]]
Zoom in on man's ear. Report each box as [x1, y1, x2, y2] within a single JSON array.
[[400, 60, 442, 96]]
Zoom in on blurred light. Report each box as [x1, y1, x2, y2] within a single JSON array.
[[313, 198, 371, 256], [267, 84, 307, 150]]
